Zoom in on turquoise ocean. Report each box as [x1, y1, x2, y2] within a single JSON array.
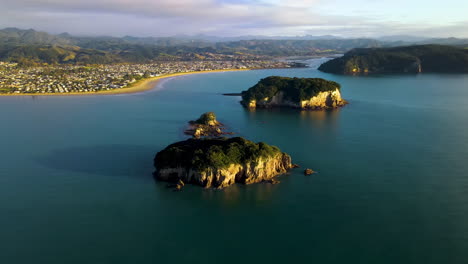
[[1, 58, 468, 263]]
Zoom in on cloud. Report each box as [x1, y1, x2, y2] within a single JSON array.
[[0, 0, 466, 37]]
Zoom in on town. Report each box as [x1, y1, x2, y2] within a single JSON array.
[[0, 60, 298, 94]]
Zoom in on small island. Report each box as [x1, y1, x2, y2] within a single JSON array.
[[240, 76, 347, 110], [318, 44, 468, 74], [154, 137, 293, 189], [184, 112, 230, 138]]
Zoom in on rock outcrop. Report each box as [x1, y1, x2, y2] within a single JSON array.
[[184, 112, 233, 138], [241, 76, 347, 110], [154, 137, 293, 188]]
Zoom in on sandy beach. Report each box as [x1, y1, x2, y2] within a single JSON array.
[[0, 68, 250, 96]]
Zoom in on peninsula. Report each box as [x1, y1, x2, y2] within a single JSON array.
[[240, 76, 347, 110], [154, 137, 293, 189], [318, 44, 468, 74]]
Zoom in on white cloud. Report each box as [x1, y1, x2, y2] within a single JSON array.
[[0, 0, 466, 37]]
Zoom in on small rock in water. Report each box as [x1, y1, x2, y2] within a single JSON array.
[[167, 180, 185, 191], [304, 168, 315, 175], [174, 183, 184, 192], [266, 179, 280, 184], [177, 179, 185, 187]]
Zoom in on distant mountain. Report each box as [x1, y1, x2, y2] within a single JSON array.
[[417, 37, 468, 46], [0, 44, 121, 65], [1, 28, 467, 65], [0, 28, 72, 45], [173, 34, 343, 42], [213, 39, 382, 56], [377, 35, 430, 42]]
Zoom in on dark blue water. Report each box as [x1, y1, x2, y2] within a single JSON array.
[[1, 64, 468, 263]]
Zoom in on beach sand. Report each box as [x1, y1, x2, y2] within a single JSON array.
[[0, 68, 250, 96]]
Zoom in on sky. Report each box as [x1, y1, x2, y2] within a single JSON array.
[[0, 0, 467, 38]]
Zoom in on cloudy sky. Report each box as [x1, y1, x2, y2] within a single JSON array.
[[1, 0, 467, 37]]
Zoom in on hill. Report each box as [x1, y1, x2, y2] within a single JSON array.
[[318, 45, 468, 74], [0, 44, 121, 65], [2, 28, 468, 65]]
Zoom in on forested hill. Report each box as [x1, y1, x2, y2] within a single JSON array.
[[0, 28, 384, 64], [1, 28, 468, 65], [318, 45, 468, 74]]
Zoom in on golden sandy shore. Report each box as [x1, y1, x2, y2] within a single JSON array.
[[0, 68, 250, 97]]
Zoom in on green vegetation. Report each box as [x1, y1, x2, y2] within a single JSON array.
[[154, 137, 282, 171], [4, 28, 468, 66], [241, 76, 341, 103], [318, 45, 468, 74], [212, 39, 381, 56], [0, 28, 386, 65], [0, 44, 121, 65], [193, 112, 217, 125]]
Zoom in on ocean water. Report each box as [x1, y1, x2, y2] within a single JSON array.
[[1, 60, 468, 263]]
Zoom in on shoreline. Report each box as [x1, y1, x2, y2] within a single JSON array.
[[0, 68, 251, 97]]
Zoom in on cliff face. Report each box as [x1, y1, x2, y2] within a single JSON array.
[[154, 137, 293, 189], [156, 153, 292, 188], [241, 76, 347, 110], [246, 89, 346, 110]]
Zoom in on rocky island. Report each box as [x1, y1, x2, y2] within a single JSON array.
[[154, 137, 293, 189], [184, 112, 232, 138], [240, 76, 347, 110], [318, 44, 468, 74]]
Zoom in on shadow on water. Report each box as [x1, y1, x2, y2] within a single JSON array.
[[36, 144, 162, 179], [243, 107, 341, 133], [244, 106, 341, 120]]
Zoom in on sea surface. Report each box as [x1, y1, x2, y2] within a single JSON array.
[[1, 59, 468, 263]]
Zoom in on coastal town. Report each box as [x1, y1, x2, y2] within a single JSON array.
[[0, 60, 297, 94]]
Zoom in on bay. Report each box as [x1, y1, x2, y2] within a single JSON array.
[[1, 60, 468, 263]]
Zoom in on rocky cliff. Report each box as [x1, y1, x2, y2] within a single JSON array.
[[241, 76, 347, 110], [154, 137, 293, 188], [245, 89, 346, 109]]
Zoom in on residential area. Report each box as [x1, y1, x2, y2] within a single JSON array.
[[0, 60, 295, 94]]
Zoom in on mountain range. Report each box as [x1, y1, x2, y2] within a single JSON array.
[[1, 28, 467, 65]]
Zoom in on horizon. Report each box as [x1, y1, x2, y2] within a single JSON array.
[[1, 27, 467, 41], [0, 0, 467, 38]]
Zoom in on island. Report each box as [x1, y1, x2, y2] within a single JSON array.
[[240, 76, 347, 110], [318, 44, 468, 74], [184, 112, 232, 138], [153, 137, 293, 189]]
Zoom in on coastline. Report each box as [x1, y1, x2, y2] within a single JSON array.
[[0, 68, 251, 97]]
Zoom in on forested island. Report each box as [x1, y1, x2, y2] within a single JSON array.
[[154, 137, 293, 189], [318, 45, 468, 74], [240, 76, 347, 110]]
